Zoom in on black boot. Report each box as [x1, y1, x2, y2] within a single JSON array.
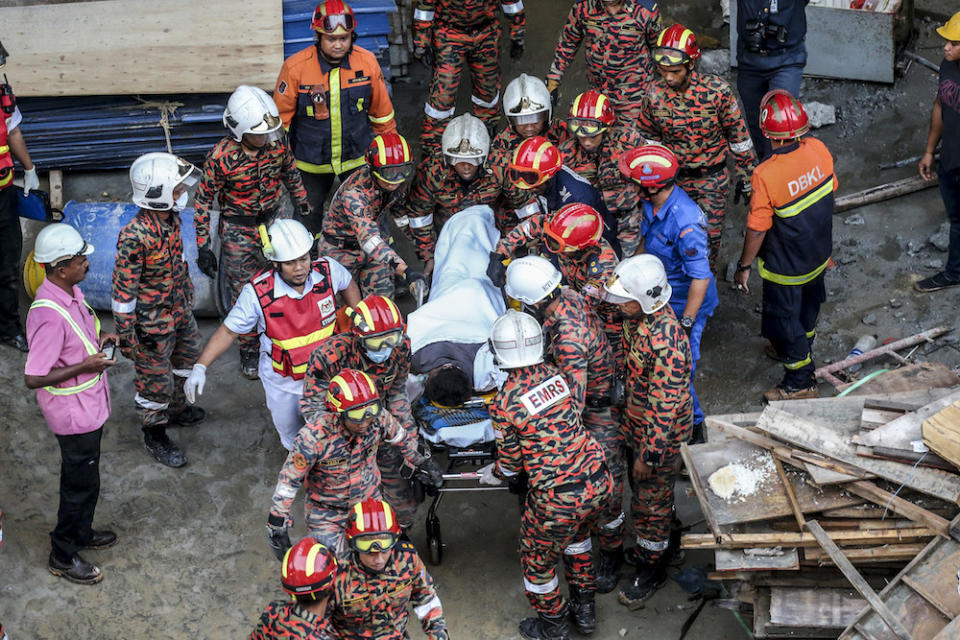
[[595, 548, 624, 594], [168, 405, 205, 427], [568, 587, 596, 635], [618, 558, 667, 610], [143, 428, 186, 468], [518, 611, 569, 640], [690, 421, 706, 444]]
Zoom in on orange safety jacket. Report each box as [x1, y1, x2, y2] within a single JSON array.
[[0, 113, 13, 189], [253, 260, 338, 380]]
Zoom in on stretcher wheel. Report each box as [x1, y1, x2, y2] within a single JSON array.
[[426, 516, 442, 565]]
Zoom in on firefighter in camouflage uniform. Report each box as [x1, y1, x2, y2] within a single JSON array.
[[414, 0, 525, 148], [603, 255, 692, 609], [194, 85, 312, 380], [318, 133, 427, 299], [480, 310, 613, 640], [505, 256, 628, 595], [638, 24, 757, 272], [546, 0, 662, 122], [249, 537, 339, 640], [112, 152, 205, 469]]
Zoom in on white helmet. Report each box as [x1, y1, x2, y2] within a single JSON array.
[[504, 255, 561, 305], [503, 74, 552, 128], [130, 152, 199, 211], [262, 219, 314, 263], [223, 85, 283, 143], [33, 224, 94, 265], [441, 114, 490, 167], [490, 309, 544, 369], [603, 254, 672, 314]]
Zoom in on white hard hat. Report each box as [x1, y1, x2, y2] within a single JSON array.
[[262, 219, 314, 263], [223, 85, 283, 142], [33, 223, 94, 265], [130, 152, 199, 211], [503, 74, 552, 127], [504, 255, 561, 305], [441, 114, 490, 166], [603, 254, 672, 314], [490, 309, 544, 369]]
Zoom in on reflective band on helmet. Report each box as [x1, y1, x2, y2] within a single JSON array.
[[360, 234, 384, 254], [564, 538, 592, 555], [112, 299, 136, 314], [413, 8, 435, 21], [730, 139, 754, 153], [523, 575, 559, 594], [471, 92, 500, 109], [603, 512, 625, 530], [424, 103, 456, 120], [414, 595, 443, 620], [408, 214, 434, 229], [757, 256, 830, 286], [502, 0, 523, 14], [635, 536, 669, 552], [135, 393, 169, 411]]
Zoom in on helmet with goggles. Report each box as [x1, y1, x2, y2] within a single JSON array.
[[542, 202, 603, 254], [348, 295, 405, 352], [326, 368, 382, 422], [312, 0, 356, 35], [568, 90, 616, 138], [345, 499, 402, 553], [653, 24, 701, 67], [508, 136, 562, 190], [367, 133, 414, 185]]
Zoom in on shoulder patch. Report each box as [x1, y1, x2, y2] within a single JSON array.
[[519, 375, 571, 415], [292, 453, 308, 470], [277, 80, 287, 95]]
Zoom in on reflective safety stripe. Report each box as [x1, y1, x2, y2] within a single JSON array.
[[295, 156, 366, 175], [0, 145, 8, 153], [564, 538, 592, 555], [603, 512, 625, 530], [635, 536, 669, 551], [369, 109, 395, 124], [329, 68, 344, 174], [29, 299, 104, 396], [424, 102, 456, 120], [413, 595, 442, 619], [112, 298, 136, 314], [471, 92, 500, 109], [784, 353, 812, 370], [757, 256, 830, 286], [493, 429, 503, 439], [270, 329, 331, 351], [773, 179, 834, 219], [385, 424, 405, 444], [135, 393, 169, 411], [393, 215, 410, 228], [502, 0, 523, 13], [805, 329, 816, 339], [515, 201, 540, 219], [269, 359, 310, 375], [360, 234, 384, 254], [275, 481, 298, 499], [497, 462, 518, 477], [413, 8, 435, 21], [172, 368, 192, 378], [0, 172, 12, 188], [523, 575, 559, 594], [730, 138, 754, 153], [408, 214, 434, 229]]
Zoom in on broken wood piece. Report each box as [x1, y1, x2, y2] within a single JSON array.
[[771, 519, 916, 531], [803, 543, 928, 565], [806, 520, 913, 640], [853, 389, 960, 449], [843, 481, 952, 540], [815, 327, 952, 384], [769, 586, 866, 629], [922, 401, 960, 470], [834, 174, 938, 214], [681, 527, 935, 550], [715, 547, 800, 572], [774, 456, 806, 530]]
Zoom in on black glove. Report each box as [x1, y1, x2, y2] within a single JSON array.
[[486, 251, 508, 288], [197, 247, 218, 279], [416, 46, 435, 70], [404, 269, 429, 303], [510, 38, 525, 61], [267, 524, 292, 561], [733, 180, 752, 208], [549, 88, 560, 109], [413, 457, 444, 491]]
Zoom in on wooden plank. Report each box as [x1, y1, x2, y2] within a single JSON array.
[[804, 543, 927, 565], [682, 527, 935, 549], [844, 481, 952, 539], [806, 520, 913, 640], [680, 442, 721, 538], [803, 459, 864, 484], [0, 0, 284, 96], [899, 537, 960, 617], [854, 389, 960, 449], [715, 547, 800, 572], [774, 456, 806, 530], [932, 615, 960, 640], [902, 574, 958, 618], [856, 585, 948, 640], [769, 587, 865, 628], [923, 402, 960, 469]]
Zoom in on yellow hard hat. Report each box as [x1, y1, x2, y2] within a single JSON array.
[[937, 11, 960, 41], [22, 250, 46, 299]]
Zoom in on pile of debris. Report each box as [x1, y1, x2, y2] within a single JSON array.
[[683, 351, 960, 639]]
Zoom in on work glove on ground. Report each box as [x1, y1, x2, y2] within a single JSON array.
[[510, 38, 525, 60], [266, 523, 292, 561], [405, 269, 429, 305], [477, 462, 503, 486], [733, 180, 752, 208], [23, 167, 39, 195], [486, 251, 508, 288], [196, 248, 218, 279], [183, 364, 207, 405], [414, 46, 436, 70]]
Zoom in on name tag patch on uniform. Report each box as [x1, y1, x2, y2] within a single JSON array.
[[520, 375, 571, 415], [348, 75, 371, 84], [318, 297, 336, 317], [319, 457, 348, 467], [277, 81, 287, 95]]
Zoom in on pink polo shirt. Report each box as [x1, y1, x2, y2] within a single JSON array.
[[24, 279, 111, 435]]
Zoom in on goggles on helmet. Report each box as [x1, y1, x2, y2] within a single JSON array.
[[567, 118, 607, 137], [508, 168, 548, 190], [343, 400, 382, 423], [507, 112, 545, 126], [653, 47, 689, 67], [543, 234, 580, 254], [317, 12, 355, 34], [372, 163, 414, 185], [360, 330, 403, 352], [350, 532, 399, 553]]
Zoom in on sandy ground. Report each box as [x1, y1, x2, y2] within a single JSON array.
[[2, 1, 960, 639]]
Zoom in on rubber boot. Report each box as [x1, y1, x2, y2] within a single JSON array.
[[618, 557, 668, 610], [568, 587, 596, 635], [143, 427, 186, 468], [168, 405, 206, 427], [518, 610, 569, 640], [594, 547, 624, 594]]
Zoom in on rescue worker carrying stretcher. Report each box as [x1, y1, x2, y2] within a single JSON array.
[[735, 90, 836, 402], [638, 24, 757, 272], [480, 310, 613, 640], [193, 85, 312, 380], [183, 219, 360, 450], [330, 499, 450, 639], [274, 0, 397, 232]]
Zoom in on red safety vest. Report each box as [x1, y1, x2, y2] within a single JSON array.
[[253, 260, 338, 380], [0, 112, 13, 189]]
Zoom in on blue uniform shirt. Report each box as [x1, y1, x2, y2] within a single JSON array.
[[546, 166, 622, 257]]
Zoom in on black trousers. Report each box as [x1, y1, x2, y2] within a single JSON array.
[[0, 186, 22, 338], [761, 274, 826, 389], [300, 167, 361, 235], [51, 428, 103, 561]]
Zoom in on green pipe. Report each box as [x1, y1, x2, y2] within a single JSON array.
[[837, 369, 891, 397]]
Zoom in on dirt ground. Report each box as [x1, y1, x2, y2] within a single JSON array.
[[2, 1, 960, 639]]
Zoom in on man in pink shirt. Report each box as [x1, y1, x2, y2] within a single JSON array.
[[24, 224, 118, 585]]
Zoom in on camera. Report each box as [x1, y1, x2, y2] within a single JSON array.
[[743, 19, 789, 53]]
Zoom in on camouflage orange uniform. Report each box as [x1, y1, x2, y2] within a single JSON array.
[[299, 333, 421, 529], [193, 137, 311, 357], [621, 308, 692, 563], [543, 287, 624, 553], [317, 166, 408, 297], [414, 0, 525, 147], [268, 410, 423, 557], [404, 155, 503, 262], [112, 209, 202, 429], [248, 601, 337, 640], [559, 124, 646, 256], [331, 540, 448, 639], [490, 362, 613, 618], [638, 70, 757, 270], [547, 0, 662, 121]]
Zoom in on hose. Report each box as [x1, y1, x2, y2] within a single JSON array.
[[837, 368, 890, 397]]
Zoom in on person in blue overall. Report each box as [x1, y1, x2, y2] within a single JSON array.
[[619, 144, 717, 443]]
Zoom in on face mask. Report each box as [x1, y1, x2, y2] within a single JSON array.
[[171, 190, 189, 212], [365, 346, 393, 363]]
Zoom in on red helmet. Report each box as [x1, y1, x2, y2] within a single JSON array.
[[281, 538, 338, 598], [348, 295, 405, 351], [543, 202, 604, 253], [367, 133, 414, 184], [568, 90, 616, 137], [653, 24, 701, 66], [619, 144, 679, 189], [508, 136, 563, 190], [312, 0, 356, 35], [345, 499, 402, 553], [759, 89, 810, 140], [326, 369, 382, 421]]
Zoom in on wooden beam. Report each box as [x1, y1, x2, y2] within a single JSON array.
[[803, 543, 928, 564], [681, 527, 935, 550], [844, 480, 952, 540], [806, 520, 913, 640], [834, 174, 937, 214], [774, 456, 807, 530]]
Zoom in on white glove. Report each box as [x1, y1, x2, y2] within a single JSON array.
[[23, 167, 39, 195], [184, 364, 207, 404], [477, 462, 503, 486]]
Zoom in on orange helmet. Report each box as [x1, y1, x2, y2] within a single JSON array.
[[653, 24, 701, 67], [347, 295, 405, 352], [568, 90, 616, 137], [508, 136, 563, 190], [281, 538, 338, 598], [543, 202, 604, 254], [326, 369, 382, 421], [367, 133, 414, 184], [345, 499, 402, 553], [618, 144, 679, 189], [760, 89, 810, 140], [312, 0, 356, 35]]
